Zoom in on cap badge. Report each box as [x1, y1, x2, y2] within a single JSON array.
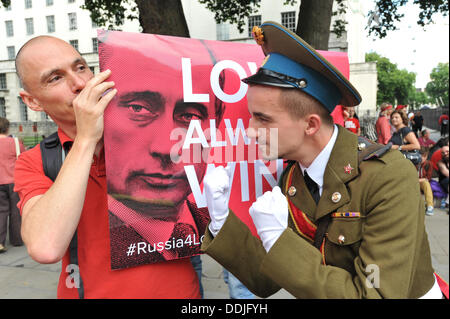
[[252, 26, 265, 45]]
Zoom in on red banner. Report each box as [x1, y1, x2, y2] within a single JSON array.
[[98, 29, 350, 270]]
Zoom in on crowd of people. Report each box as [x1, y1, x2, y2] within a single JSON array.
[[344, 103, 449, 216]]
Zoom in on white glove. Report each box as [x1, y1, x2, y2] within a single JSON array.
[[203, 165, 232, 237], [249, 186, 288, 252]]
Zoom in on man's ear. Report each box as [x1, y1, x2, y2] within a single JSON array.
[[304, 114, 321, 136], [19, 90, 44, 112]]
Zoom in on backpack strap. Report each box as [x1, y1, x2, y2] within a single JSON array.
[[40, 132, 84, 299], [40, 132, 64, 182]]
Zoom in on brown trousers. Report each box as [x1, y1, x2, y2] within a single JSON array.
[[0, 183, 23, 246]]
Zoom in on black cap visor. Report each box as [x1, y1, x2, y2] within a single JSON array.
[[243, 68, 298, 89]]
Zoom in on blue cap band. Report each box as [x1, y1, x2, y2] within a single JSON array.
[[261, 53, 342, 112]]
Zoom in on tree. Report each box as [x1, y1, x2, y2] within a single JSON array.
[[366, 52, 417, 107], [425, 62, 449, 106], [409, 90, 430, 110], [81, 0, 190, 36], [2, 0, 448, 50], [367, 0, 449, 39]]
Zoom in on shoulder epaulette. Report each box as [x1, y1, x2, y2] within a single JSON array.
[[357, 136, 392, 163]]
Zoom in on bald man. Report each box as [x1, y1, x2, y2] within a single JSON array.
[[13, 36, 201, 298]]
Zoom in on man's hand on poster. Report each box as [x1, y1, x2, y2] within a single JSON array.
[[249, 186, 288, 253], [73, 69, 117, 145], [204, 166, 233, 237]]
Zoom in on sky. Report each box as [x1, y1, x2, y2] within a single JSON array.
[[363, 1, 449, 89]]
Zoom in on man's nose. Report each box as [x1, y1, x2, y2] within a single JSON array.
[[69, 73, 87, 94], [147, 119, 178, 168]]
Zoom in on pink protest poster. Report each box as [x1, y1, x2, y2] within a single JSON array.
[[98, 29, 351, 270]]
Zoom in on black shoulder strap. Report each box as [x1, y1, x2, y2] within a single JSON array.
[[39, 132, 84, 299], [40, 132, 63, 182]]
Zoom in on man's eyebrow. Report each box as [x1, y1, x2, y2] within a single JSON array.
[[40, 58, 88, 83], [253, 111, 271, 120], [174, 100, 209, 119], [118, 90, 165, 110]]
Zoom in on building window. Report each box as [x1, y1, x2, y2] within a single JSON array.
[[0, 73, 6, 89], [92, 38, 98, 53], [68, 0, 76, 3], [7, 46, 15, 60], [0, 98, 6, 118], [216, 23, 230, 41], [25, 0, 32, 9], [5, 20, 14, 37], [46, 0, 54, 6], [248, 15, 261, 37], [19, 97, 28, 121], [69, 39, 79, 51], [46, 15, 55, 33], [281, 11, 296, 33], [68, 12, 78, 30], [25, 18, 34, 35]]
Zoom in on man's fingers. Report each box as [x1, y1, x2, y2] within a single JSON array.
[[91, 81, 116, 101], [84, 69, 112, 90], [97, 88, 117, 111]]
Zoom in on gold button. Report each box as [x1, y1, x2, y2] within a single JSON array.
[[331, 192, 341, 203], [338, 235, 345, 244], [288, 186, 297, 197]]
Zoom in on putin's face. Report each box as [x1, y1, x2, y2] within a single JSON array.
[[104, 51, 218, 219]]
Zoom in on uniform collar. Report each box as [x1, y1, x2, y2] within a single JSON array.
[[299, 124, 338, 196]]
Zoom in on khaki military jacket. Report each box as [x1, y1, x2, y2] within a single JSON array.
[[202, 125, 435, 298]]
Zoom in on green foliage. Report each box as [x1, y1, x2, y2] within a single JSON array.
[[426, 62, 449, 106], [77, 0, 448, 41], [331, 0, 348, 38], [367, 0, 449, 39], [198, 0, 297, 34], [81, 0, 138, 29], [366, 52, 418, 106], [409, 90, 430, 110], [0, 0, 10, 8]]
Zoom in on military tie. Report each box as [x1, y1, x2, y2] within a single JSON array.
[[303, 170, 320, 204], [171, 223, 199, 257], [303, 171, 331, 250]]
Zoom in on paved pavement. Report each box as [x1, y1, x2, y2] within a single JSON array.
[[0, 127, 448, 299], [1, 209, 447, 299]]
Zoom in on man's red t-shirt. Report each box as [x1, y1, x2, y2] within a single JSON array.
[[14, 129, 200, 299]]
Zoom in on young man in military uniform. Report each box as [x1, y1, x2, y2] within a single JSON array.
[[201, 21, 444, 299]]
